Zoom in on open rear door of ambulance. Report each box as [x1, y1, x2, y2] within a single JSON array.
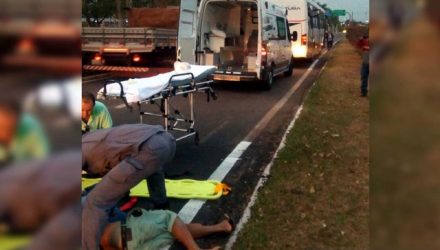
[[177, 0, 198, 64]]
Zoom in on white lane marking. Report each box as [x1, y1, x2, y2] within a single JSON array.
[[177, 141, 252, 224], [225, 104, 304, 250], [226, 52, 330, 249], [209, 141, 252, 182], [168, 51, 329, 249]]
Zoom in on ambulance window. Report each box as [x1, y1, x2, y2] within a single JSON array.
[[180, 9, 195, 37], [276, 17, 287, 40]]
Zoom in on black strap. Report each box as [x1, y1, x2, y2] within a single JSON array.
[[103, 80, 133, 112]]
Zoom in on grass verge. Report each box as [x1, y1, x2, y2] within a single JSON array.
[[233, 39, 369, 250]]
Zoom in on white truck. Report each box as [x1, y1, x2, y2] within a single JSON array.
[[82, 7, 179, 67]]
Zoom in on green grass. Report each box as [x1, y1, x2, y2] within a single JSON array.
[[233, 39, 369, 250]]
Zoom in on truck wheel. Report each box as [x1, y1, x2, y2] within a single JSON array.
[[284, 58, 294, 77], [263, 68, 274, 90]]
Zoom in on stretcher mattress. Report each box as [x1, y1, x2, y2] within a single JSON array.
[[97, 65, 216, 104]]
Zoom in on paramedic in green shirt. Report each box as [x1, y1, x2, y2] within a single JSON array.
[[0, 101, 50, 165], [82, 93, 113, 134]]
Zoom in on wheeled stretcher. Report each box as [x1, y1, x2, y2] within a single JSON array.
[[97, 65, 217, 143]]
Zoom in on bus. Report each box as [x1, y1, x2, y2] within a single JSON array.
[[274, 0, 327, 60]]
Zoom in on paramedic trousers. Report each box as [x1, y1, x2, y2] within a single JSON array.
[[82, 131, 176, 250]]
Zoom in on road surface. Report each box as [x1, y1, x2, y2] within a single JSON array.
[[82, 54, 329, 248]]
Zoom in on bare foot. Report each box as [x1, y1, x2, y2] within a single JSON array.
[[208, 246, 221, 250], [220, 215, 233, 233]]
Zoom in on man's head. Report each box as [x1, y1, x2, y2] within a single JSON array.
[[82, 93, 96, 123], [0, 101, 21, 147]]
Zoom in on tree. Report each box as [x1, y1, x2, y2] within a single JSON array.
[[82, 0, 182, 27], [82, 0, 116, 27], [316, 2, 341, 31]]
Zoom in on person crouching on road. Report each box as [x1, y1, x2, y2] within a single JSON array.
[[82, 92, 113, 134], [82, 124, 176, 250]]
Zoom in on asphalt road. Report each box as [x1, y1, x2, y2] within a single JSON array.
[[82, 54, 328, 249]]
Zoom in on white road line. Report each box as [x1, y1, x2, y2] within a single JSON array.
[[168, 51, 329, 249], [225, 52, 331, 249], [225, 104, 305, 250], [177, 141, 252, 224], [209, 141, 252, 182]]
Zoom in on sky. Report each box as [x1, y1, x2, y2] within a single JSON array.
[[314, 0, 370, 22]]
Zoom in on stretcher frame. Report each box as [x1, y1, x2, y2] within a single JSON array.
[[101, 72, 217, 144]]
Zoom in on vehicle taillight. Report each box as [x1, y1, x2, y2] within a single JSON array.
[[17, 38, 35, 54], [261, 44, 268, 66], [94, 54, 102, 61], [301, 34, 307, 45], [133, 54, 141, 62], [261, 46, 267, 56]]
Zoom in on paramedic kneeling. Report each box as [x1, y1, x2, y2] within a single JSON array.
[[82, 124, 176, 250]]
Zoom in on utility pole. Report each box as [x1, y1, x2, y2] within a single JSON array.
[[346, 11, 354, 25]]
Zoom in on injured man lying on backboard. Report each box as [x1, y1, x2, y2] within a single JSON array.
[[99, 207, 233, 250]]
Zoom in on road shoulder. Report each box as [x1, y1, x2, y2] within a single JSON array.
[[231, 39, 369, 249]]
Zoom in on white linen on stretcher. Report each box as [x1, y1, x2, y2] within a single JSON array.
[[97, 65, 216, 104]]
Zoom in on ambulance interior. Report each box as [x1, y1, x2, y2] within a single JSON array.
[[198, 1, 259, 72]]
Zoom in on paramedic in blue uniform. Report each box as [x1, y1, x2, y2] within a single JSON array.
[[82, 124, 176, 250]]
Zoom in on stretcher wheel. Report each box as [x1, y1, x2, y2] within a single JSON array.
[[194, 132, 200, 145]]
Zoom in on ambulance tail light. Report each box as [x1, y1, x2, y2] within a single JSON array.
[[261, 43, 268, 66]]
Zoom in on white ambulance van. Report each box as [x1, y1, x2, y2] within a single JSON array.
[[177, 0, 294, 89]]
